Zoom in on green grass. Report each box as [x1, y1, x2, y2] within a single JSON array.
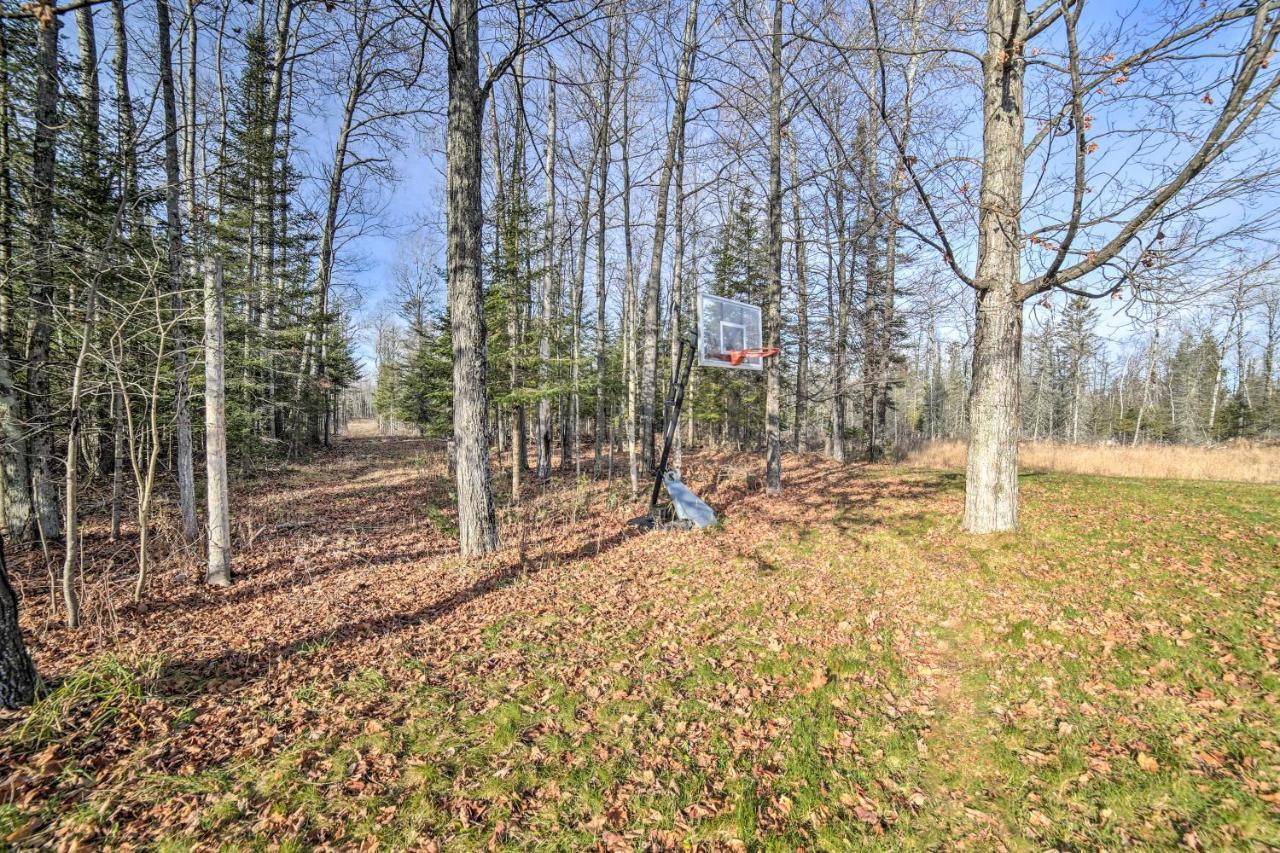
[[4, 468, 1277, 849]]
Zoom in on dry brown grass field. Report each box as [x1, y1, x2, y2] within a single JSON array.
[[902, 439, 1280, 484]]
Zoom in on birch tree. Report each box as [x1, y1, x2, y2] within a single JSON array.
[[205, 256, 231, 586]]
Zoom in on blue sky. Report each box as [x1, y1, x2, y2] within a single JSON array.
[[287, 0, 1278, 375]]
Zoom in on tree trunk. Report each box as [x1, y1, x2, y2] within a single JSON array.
[[668, 124, 686, 474], [60, 262, 101, 629], [639, 0, 698, 471], [963, 0, 1028, 533], [27, 14, 62, 540], [877, 0, 921, 460], [446, 0, 499, 555], [0, 17, 32, 541], [964, 290, 1022, 533], [828, 176, 849, 463], [509, 46, 527, 498], [570, 164, 592, 477], [536, 64, 557, 482], [156, 0, 199, 543], [0, 532, 37, 709], [110, 0, 136, 222], [763, 0, 783, 494], [75, 4, 102, 182], [593, 22, 615, 477], [205, 257, 231, 586], [0, 346, 27, 541], [621, 32, 639, 497], [109, 389, 122, 542], [790, 142, 808, 452], [859, 114, 885, 462]]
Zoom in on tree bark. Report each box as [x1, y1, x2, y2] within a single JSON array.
[[446, 0, 500, 555], [536, 64, 557, 482], [156, 0, 199, 543], [763, 0, 783, 494], [790, 141, 808, 452], [639, 0, 698, 470], [111, 0, 137, 222], [27, 13, 61, 540], [508, 44, 527, 497], [0, 16, 31, 541], [60, 258, 101, 629], [828, 172, 850, 463], [667, 120, 686, 473], [621, 29, 639, 497], [205, 257, 231, 586], [75, 4, 101, 179], [593, 21, 615, 477], [963, 0, 1028, 533], [569, 157, 593, 477], [0, 532, 37, 709]]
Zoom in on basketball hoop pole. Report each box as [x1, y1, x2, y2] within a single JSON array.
[[631, 331, 697, 529]]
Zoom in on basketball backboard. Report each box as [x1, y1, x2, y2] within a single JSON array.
[[697, 293, 764, 371]]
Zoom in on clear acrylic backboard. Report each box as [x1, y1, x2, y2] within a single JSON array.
[[697, 293, 764, 371]]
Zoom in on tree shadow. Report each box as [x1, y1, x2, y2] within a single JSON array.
[[151, 526, 636, 693]]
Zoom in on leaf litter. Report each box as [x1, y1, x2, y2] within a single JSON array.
[[1, 433, 1277, 849]]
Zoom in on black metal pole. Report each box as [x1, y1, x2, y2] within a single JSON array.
[[646, 332, 698, 518]]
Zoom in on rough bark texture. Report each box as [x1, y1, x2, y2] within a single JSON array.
[[0, 344, 27, 541], [28, 15, 61, 540], [156, 0, 199, 543], [763, 0, 783, 494], [0, 16, 31, 541], [0, 532, 36, 708], [205, 257, 231, 586], [446, 0, 499, 555], [964, 0, 1027, 533]]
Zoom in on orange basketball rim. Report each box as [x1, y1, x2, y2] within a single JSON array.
[[709, 347, 781, 366]]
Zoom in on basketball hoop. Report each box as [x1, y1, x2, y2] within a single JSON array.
[[707, 347, 781, 367], [629, 294, 781, 533]]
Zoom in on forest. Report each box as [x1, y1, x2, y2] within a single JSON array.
[[0, 0, 1278, 846]]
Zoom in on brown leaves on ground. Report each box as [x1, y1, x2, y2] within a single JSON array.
[[1, 428, 1277, 849]]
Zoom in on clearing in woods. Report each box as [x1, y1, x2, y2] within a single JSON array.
[[2, 423, 1278, 848]]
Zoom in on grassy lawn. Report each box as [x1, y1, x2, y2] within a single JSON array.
[[2, 442, 1277, 849]]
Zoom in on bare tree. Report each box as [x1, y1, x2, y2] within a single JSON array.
[[438, 0, 502, 554], [639, 0, 698, 470], [27, 8, 62, 541], [536, 62, 557, 482], [763, 0, 784, 493], [205, 257, 231, 586], [156, 0, 199, 543]]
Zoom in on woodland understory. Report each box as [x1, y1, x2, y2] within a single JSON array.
[[1, 426, 1277, 847], [0, 0, 1278, 842]]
